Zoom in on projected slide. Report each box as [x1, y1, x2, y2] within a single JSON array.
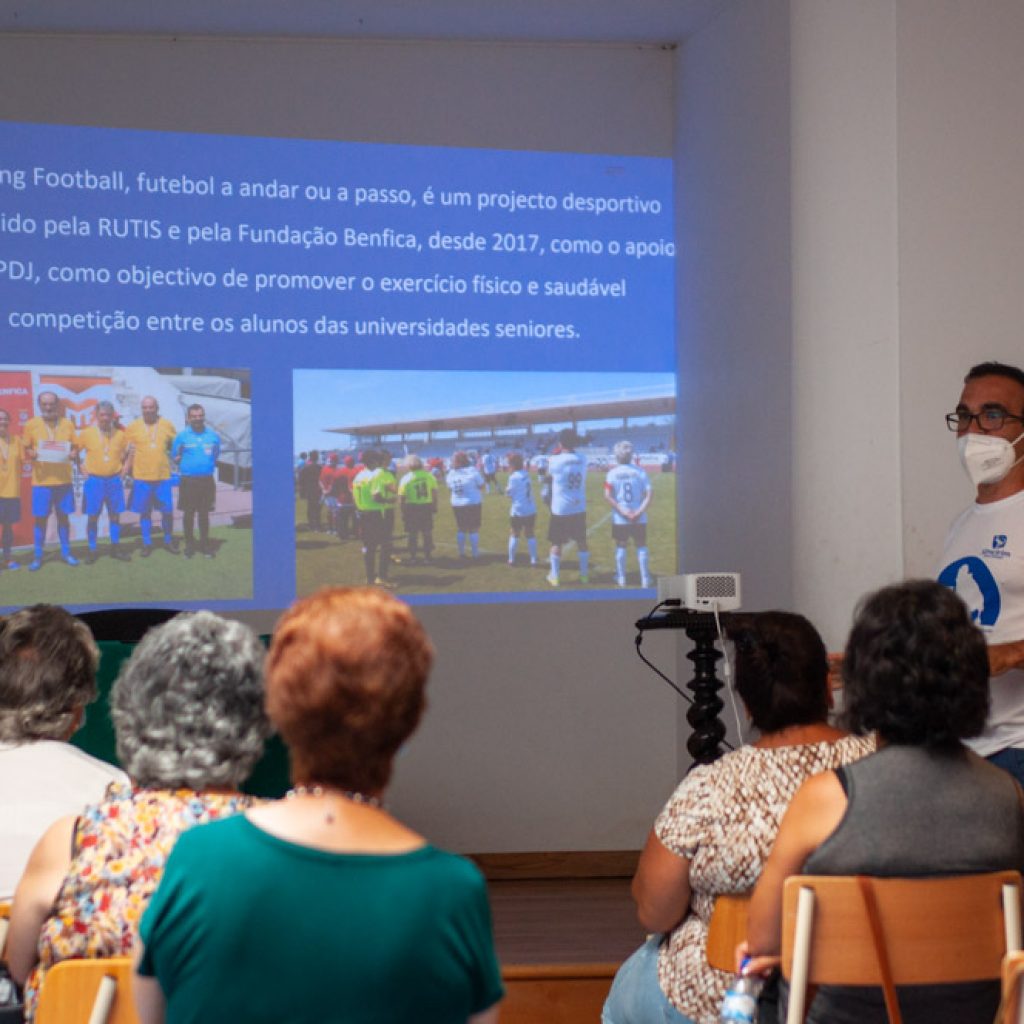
[[0, 120, 675, 610], [0, 364, 253, 605], [294, 370, 675, 597]]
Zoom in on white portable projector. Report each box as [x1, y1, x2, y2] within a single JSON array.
[[657, 572, 742, 611]]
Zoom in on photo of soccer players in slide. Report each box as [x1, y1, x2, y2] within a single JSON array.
[[0, 364, 253, 607], [294, 370, 676, 597]]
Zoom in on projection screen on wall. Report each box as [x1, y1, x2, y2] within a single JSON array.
[[0, 37, 677, 617]]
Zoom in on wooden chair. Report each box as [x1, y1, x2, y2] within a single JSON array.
[[34, 958, 138, 1024], [0, 902, 9, 959], [706, 892, 751, 971], [1002, 950, 1024, 1024], [781, 872, 1023, 1024]]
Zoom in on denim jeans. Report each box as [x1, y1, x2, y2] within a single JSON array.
[[987, 746, 1024, 788], [602, 935, 697, 1024]]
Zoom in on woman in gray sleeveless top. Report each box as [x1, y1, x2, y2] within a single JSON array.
[[746, 579, 1024, 1024]]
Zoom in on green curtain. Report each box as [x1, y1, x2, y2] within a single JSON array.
[[71, 639, 290, 798]]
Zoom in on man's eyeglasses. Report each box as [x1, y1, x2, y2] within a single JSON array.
[[946, 408, 1024, 432]]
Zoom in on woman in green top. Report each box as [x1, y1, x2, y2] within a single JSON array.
[[134, 586, 504, 1024]]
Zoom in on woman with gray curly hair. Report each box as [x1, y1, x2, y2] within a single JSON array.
[[0, 604, 128, 900], [7, 611, 269, 1022]]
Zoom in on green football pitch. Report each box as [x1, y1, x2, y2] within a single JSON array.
[[0, 524, 253, 605], [296, 471, 676, 596]]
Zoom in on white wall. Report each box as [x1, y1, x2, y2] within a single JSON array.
[[784, 0, 1024, 647], [676, 0, 793, 608], [897, 0, 1024, 577], [789, 0, 904, 649]]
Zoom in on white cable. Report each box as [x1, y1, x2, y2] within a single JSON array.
[[713, 601, 745, 745]]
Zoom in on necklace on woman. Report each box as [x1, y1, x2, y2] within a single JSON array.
[[286, 783, 383, 823]]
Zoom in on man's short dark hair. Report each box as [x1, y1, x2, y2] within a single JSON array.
[[558, 428, 580, 449], [965, 361, 1024, 393]]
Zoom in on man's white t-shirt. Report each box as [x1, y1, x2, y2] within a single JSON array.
[[939, 489, 1024, 756]]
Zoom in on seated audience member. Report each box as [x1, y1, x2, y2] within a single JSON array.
[[0, 605, 127, 900], [7, 612, 269, 1021], [134, 587, 503, 1024], [603, 612, 874, 1024], [747, 579, 1024, 1024]]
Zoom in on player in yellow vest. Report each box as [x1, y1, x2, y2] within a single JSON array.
[[22, 391, 79, 570], [352, 449, 398, 588], [398, 455, 438, 564], [124, 395, 180, 556], [0, 408, 26, 572], [77, 400, 131, 563]]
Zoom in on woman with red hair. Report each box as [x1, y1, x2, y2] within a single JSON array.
[[134, 587, 503, 1024]]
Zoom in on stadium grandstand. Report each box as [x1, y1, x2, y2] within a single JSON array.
[[320, 385, 676, 469]]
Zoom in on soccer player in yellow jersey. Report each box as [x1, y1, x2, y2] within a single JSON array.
[[398, 455, 438, 564], [124, 395, 179, 557], [77, 400, 131, 564], [352, 449, 397, 588], [22, 391, 79, 570], [0, 408, 25, 572]]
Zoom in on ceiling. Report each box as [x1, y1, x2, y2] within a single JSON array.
[[0, 0, 727, 45]]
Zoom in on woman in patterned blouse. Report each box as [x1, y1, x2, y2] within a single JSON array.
[[7, 612, 270, 1021], [602, 612, 874, 1024]]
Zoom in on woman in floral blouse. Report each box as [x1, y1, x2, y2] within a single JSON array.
[[602, 612, 874, 1024], [7, 611, 270, 1020]]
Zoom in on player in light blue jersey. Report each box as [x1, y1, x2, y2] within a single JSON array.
[[445, 450, 485, 559], [504, 452, 538, 566], [546, 429, 590, 586], [171, 404, 221, 559], [604, 440, 653, 588]]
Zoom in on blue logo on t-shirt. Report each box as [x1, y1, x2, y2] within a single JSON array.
[[938, 556, 1001, 627], [993, 535, 1007, 549]]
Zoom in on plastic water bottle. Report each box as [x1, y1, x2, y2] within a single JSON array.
[[719, 959, 762, 1023]]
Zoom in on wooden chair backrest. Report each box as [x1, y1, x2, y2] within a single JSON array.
[[35, 958, 139, 1024], [1002, 950, 1024, 1024], [706, 892, 751, 972], [782, 872, 1022, 986]]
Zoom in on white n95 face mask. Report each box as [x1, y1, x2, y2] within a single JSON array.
[[958, 429, 1024, 487]]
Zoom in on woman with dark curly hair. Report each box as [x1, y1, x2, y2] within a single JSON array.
[[7, 612, 269, 1022], [747, 579, 1024, 1024], [133, 587, 503, 1024]]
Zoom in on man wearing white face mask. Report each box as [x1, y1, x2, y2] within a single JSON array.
[[938, 360, 1024, 783]]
